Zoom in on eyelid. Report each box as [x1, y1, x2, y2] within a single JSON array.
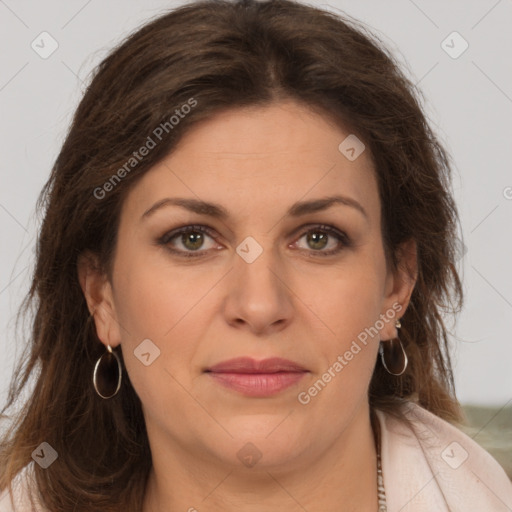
[[158, 224, 218, 245]]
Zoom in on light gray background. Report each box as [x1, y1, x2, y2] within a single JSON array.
[[0, 0, 511, 409]]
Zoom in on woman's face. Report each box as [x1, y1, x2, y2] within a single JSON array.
[[82, 99, 415, 472]]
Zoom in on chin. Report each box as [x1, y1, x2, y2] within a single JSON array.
[[206, 419, 307, 468]]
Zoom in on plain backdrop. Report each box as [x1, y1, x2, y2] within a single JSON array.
[[0, 0, 511, 410]]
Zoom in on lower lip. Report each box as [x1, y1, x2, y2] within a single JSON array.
[[207, 371, 307, 397]]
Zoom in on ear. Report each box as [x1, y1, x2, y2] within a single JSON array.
[[77, 250, 121, 348], [379, 238, 417, 341]]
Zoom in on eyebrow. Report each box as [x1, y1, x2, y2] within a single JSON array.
[[141, 194, 368, 221]]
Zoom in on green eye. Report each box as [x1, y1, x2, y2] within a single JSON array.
[[158, 223, 350, 258]]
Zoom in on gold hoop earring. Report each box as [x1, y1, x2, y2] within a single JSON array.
[[379, 318, 408, 376], [93, 344, 122, 399]]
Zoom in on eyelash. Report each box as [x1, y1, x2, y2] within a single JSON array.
[[157, 223, 351, 259]]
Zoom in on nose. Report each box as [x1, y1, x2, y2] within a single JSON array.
[[222, 237, 294, 336]]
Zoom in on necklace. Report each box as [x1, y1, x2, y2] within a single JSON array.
[[376, 449, 387, 511], [372, 409, 387, 511]]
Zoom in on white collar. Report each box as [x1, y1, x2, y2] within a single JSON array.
[[376, 401, 512, 511]]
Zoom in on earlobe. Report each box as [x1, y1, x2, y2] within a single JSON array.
[[77, 251, 121, 348]]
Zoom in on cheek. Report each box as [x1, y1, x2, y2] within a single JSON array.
[[111, 248, 213, 397], [301, 300, 380, 415], [112, 244, 194, 338], [300, 256, 385, 344], [295, 256, 385, 398]]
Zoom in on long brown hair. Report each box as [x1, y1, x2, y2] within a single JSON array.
[[0, 0, 464, 509]]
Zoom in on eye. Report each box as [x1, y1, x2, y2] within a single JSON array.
[[293, 224, 351, 256], [157, 223, 351, 258], [157, 225, 219, 257]]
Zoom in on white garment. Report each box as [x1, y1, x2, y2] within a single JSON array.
[[377, 402, 512, 511], [1, 401, 511, 511]]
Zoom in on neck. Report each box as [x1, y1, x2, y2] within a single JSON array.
[[142, 403, 379, 512]]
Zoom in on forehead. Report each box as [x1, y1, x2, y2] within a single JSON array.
[[122, 100, 379, 224]]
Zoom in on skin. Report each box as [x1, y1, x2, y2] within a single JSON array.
[[79, 100, 417, 512]]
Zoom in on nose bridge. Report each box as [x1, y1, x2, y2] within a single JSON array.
[[224, 231, 294, 331], [234, 232, 283, 293]]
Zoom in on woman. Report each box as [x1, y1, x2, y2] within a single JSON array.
[[0, 1, 511, 511]]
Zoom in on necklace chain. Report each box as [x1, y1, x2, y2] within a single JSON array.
[[372, 409, 387, 511], [376, 449, 387, 511]]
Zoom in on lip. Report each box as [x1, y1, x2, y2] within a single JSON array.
[[205, 357, 309, 397], [206, 357, 308, 373]]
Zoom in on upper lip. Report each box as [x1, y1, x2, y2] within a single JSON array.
[[205, 357, 308, 374]]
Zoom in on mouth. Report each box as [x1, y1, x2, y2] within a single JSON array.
[[204, 357, 309, 397]]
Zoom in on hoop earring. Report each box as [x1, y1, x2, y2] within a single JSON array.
[[93, 344, 122, 399], [379, 318, 408, 376]]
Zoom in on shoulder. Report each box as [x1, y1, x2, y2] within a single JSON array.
[[376, 401, 512, 512], [0, 464, 45, 512]]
